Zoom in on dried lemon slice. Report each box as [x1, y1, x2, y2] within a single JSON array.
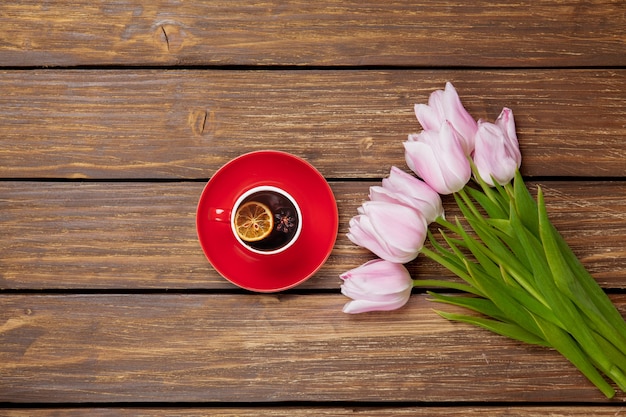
[[234, 201, 274, 242]]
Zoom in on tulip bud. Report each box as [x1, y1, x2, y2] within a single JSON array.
[[369, 166, 444, 224], [347, 201, 427, 264], [340, 259, 414, 314], [414, 82, 477, 155], [473, 108, 522, 186], [404, 121, 471, 194]]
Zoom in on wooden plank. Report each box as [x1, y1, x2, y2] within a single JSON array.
[[3, 407, 626, 416], [1, 0, 624, 67], [1, 181, 625, 290], [0, 69, 625, 179], [1, 293, 624, 403]]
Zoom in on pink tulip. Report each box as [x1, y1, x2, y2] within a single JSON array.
[[347, 201, 427, 264], [369, 166, 444, 223], [473, 108, 522, 186], [340, 259, 414, 313], [414, 82, 477, 155], [404, 120, 471, 194]]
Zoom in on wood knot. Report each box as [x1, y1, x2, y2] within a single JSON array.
[[188, 109, 216, 136], [153, 20, 186, 52], [358, 137, 374, 154]]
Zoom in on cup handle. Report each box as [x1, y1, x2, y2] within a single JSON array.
[[208, 207, 231, 223]]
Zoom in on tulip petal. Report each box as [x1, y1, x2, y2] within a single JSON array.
[[369, 185, 401, 205], [404, 137, 448, 194], [415, 104, 440, 132], [347, 262, 412, 294], [442, 82, 478, 153], [347, 201, 427, 263], [342, 294, 410, 314], [362, 202, 426, 252], [347, 215, 390, 260], [404, 124, 470, 194], [474, 120, 521, 186], [437, 121, 472, 191], [340, 259, 413, 313], [383, 166, 444, 222], [342, 280, 408, 302], [496, 108, 519, 147]]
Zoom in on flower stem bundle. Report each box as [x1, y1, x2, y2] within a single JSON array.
[[341, 82, 626, 398], [416, 167, 626, 399]]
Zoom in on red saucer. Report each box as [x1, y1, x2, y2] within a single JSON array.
[[196, 151, 338, 292]]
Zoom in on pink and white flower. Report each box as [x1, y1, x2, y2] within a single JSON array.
[[473, 107, 522, 186], [347, 201, 427, 264], [369, 166, 443, 223], [414, 82, 478, 155], [341, 259, 414, 314], [404, 120, 472, 194]]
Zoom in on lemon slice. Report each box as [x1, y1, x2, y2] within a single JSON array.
[[234, 201, 274, 242]]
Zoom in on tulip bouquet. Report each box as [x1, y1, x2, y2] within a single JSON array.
[[341, 83, 626, 398]]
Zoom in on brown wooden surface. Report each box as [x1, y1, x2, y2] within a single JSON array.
[[2, 293, 626, 403], [1, 181, 625, 290], [1, 0, 626, 414], [1, 69, 625, 179], [1, 0, 624, 67], [3, 408, 626, 417]]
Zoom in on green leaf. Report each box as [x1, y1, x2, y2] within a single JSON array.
[[422, 169, 626, 397], [492, 176, 511, 206], [427, 291, 506, 320], [593, 333, 626, 375], [592, 330, 626, 392], [461, 259, 545, 339], [466, 186, 508, 220], [464, 213, 541, 303], [432, 227, 470, 261], [506, 202, 551, 307], [497, 265, 564, 330], [420, 245, 479, 294], [453, 216, 502, 280], [532, 313, 616, 399], [485, 217, 533, 276], [558, 259, 626, 366], [511, 169, 539, 235], [536, 188, 619, 382], [468, 159, 510, 216], [434, 310, 550, 347], [539, 207, 626, 358], [455, 190, 483, 225], [412, 279, 482, 296], [469, 217, 526, 275], [555, 231, 626, 333]]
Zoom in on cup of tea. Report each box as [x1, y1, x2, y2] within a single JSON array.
[[197, 150, 339, 292], [209, 185, 302, 255]]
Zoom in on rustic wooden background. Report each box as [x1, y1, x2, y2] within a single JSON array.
[[1, 0, 625, 415]]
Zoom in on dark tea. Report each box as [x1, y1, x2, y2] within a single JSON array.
[[233, 188, 301, 253]]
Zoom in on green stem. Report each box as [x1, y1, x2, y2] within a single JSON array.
[[434, 216, 462, 235]]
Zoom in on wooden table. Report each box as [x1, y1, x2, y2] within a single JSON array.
[[1, 1, 625, 415]]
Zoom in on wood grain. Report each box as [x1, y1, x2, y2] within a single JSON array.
[[3, 407, 626, 416], [2, 0, 625, 410], [1, 181, 625, 290], [0, 69, 625, 179], [1, 0, 624, 67], [1, 293, 624, 403]]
